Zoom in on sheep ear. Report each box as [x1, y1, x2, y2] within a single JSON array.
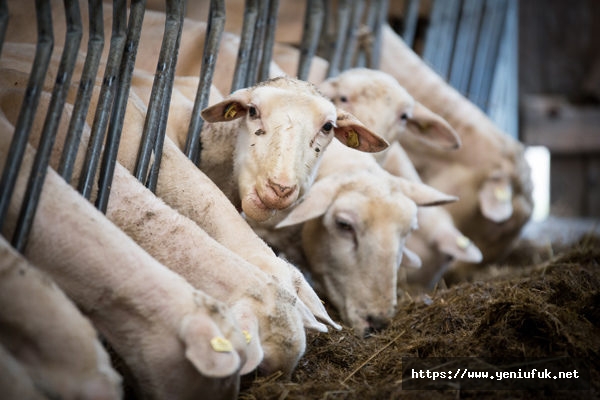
[[406, 102, 461, 150], [437, 232, 483, 264], [334, 109, 389, 153], [179, 314, 241, 378], [479, 175, 513, 222], [401, 247, 422, 269], [200, 88, 251, 122], [275, 177, 340, 228], [394, 177, 458, 206]]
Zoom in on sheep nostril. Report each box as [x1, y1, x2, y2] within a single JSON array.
[[366, 314, 390, 332]]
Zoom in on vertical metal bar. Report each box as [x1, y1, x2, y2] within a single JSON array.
[[257, 0, 280, 82], [77, 0, 127, 199], [422, 0, 461, 80], [340, 0, 365, 71], [135, 0, 185, 193], [230, 0, 257, 92], [354, 0, 380, 68], [245, 0, 268, 86], [184, 0, 225, 165], [369, 0, 389, 69], [144, 0, 185, 192], [401, 0, 421, 48], [58, 0, 105, 182], [448, 0, 484, 94], [326, 0, 351, 78], [12, 0, 82, 251], [297, 0, 324, 81], [95, 0, 146, 213], [468, 0, 508, 111], [0, 0, 9, 57], [0, 0, 53, 234]]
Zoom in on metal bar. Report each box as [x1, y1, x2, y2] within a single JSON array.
[[0, 0, 8, 56], [370, 0, 389, 69], [340, 0, 364, 71], [12, 0, 83, 251], [297, 0, 324, 80], [135, 0, 185, 193], [401, 0, 420, 48], [326, 0, 351, 78], [257, 0, 280, 82], [354, 0, 380, 68], [184, 0, 225, 165], [468, 0, 508, 111], [448, 0, 484, 94], [77, 0, 127, 199], [58, 0, 105, 182], [95, 0, 146, 213], [230, 0, 257, 92], [0, 0, 53, 233], [245, 0, 268, 86], [422, 0, 461, 80]]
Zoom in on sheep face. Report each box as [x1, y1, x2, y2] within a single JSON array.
[[201, 77, 387, 222], [319, 68, 460, 151], [299, 178, 418, 336]]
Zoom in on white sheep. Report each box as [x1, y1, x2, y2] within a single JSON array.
[[0, 236, 122, 400], [199, 75, 388, 222], [379, 25, 534, 267], [254, 139, 457, 336], [0, 118, 246, 400], [319, 68, 482, 288]]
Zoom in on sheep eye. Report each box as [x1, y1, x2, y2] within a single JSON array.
[[248, 106, 258, 118], [335, 218, 354, 232], [339, 95, 348, 103], [322, 122, 334, 132], [400, 113, 408, 120]]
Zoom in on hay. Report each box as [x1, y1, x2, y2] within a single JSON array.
[[239, 235, 600, 399]]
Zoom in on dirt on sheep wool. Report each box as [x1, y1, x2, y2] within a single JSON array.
[[239, 235, 600, 400]]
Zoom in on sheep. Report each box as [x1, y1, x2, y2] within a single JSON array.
[[318, 68, 482, 288], [0, 344, 48, 400], [381, 142, 483, 289], [0, 117, 247, 400], [379, 25, 534, 266], [198, 75, 388, 223], [253, 139, 457, 336], [0, 236, 122, 400]]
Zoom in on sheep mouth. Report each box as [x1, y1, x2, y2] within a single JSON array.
[[242, 189, 276, 222]]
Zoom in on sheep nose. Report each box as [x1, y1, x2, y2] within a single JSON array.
[[268, 179, 297, 198], [365, 314, 390, 333]]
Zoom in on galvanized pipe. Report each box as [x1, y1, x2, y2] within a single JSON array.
[[95, 0, 146, 212], [185, 0, 225, 165], [12, 0, 83, 251], [401, 0, 420, 48], [135, 0, 185, 193], [245, 0, 268, 86], [0, 0, 8, 56], [340, 0, 365, 71], [58, 0, 105, 182], [0, 0, 53, 235], [230, 0, 257, 92], [326, 0, 351, 78], [297, 0, 325, 81], [257, 0, 280, 82], [77, 0, 127, 200], [370, 0, 388, 69]]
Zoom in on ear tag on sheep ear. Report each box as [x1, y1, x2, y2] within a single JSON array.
[[494, 187, 510, 202], [456, 235, 471, 250], [210, 337, 234, 352], [223, 103, 238, 120], [242, 330, 252, 344], [346, 129, 360, 148]]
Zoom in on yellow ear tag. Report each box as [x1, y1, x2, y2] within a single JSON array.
[[456, 235, 471, 249], [346, 129, 360, 148], [242, 330, 252, 344], [223, 104, 238, 119], [210, 337, 234, 352], [494, 187, 510, 202]]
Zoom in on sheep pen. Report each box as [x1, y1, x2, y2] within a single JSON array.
[[239, 233, 600, 399]]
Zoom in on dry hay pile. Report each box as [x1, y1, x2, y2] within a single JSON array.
[[239, 235, 600, 399]]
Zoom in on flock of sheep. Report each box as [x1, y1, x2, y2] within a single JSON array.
[[0, 1, 534, 399]]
